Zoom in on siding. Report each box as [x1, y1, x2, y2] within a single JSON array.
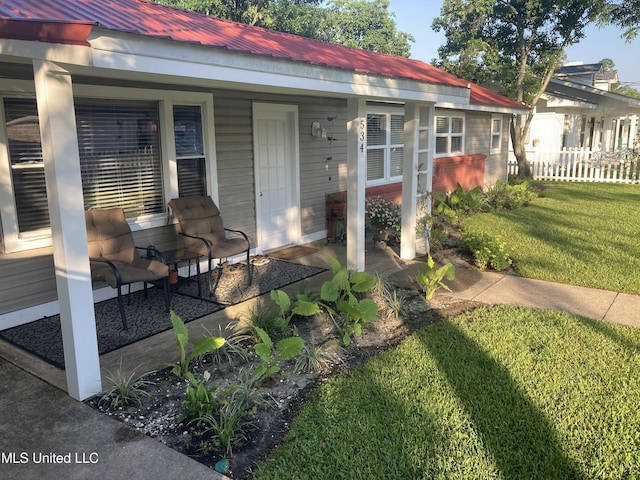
[[0, 248, 57, 316]]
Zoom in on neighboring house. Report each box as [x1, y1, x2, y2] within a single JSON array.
[[527, 62, 640, 153], [0, 0, 526, 399]]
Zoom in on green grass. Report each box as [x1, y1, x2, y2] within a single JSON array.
[[254, 305, 640, 479], [461, 182, 640, 294]]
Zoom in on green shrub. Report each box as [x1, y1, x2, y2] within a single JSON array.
[[461, 231, 513, 271], [481, 179, 537, 211], [434, 183, 482, 220]]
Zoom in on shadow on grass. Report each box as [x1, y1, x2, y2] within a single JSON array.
[[575, 315, 640, 354], [416, 320, 583, 479]]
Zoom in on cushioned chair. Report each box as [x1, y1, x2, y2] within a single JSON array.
[[168, 196, 252, 296], [85, 208, 170, 330]]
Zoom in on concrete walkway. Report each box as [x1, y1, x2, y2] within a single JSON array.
[[1, 249, 638, 479]]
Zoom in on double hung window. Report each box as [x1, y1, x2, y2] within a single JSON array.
[[435, 114, 464, 156], [490, 115, 503, 154], [174, 105, 206, 197], [366, 111, 404, 185]]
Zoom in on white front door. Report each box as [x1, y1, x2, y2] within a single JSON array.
[[253, 103, 300, 252]]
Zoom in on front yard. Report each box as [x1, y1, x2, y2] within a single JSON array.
[[461, 182, 640, 294], [254, 305, 640, 479]]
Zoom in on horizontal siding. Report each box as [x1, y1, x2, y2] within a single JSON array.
[[298, 99, 347, 235], [0, 248, 57, 316], [484, 114, 510, 185]]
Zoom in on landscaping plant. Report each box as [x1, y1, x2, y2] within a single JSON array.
[[416, 254, 456, 300], [252, 326, 305, 384], [320, 257, 379, 346], [99, 361, 155, 408], [168, 310, 227, 379], [460, 231, 514, 271]]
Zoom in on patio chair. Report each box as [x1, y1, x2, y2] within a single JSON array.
[[85, 208, 170, 330], [168, 196, 252, 296]]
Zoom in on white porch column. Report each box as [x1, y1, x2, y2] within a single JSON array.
[[346, 97, 367, 271], [400, 102, 419, 259], [401, 103, 433, 259], [34, 60, 101, 401]]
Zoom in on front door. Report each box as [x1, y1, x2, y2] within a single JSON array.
[[253, 103, 300, 252]]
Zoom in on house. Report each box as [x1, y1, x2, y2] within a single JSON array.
[[527, 62, 640, 153], [0, 0, 527, 400]]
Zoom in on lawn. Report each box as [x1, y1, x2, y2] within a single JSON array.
[[254, 305, 640, 479], [461, 182, 640, 294]]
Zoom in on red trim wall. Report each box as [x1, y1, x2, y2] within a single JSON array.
[[433, 154, 486, 194]]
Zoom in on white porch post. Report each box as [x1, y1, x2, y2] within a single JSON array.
[[346, 97, 367, 271], [33, 60, 101, 401], [401, 103, 434, 259], [400, 102, 419, 259]]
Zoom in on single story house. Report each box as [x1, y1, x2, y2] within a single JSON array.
[[0, 0, 527, 399], [527, 63, 640, 153]]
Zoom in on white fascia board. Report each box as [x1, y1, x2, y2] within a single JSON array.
[[436, 101, 529, 115], [86, 30, 470, 104], [0, 38, 93, 65]]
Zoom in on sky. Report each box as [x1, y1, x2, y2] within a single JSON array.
[[387, 0, 640, 86]]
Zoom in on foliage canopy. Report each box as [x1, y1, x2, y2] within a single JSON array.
[[154, 0, 414, 56]]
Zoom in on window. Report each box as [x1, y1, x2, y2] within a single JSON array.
[[4, 98, 49, 234], [1, 86, 214, 253], [174, 105, 206, 197], [435, 114, 464, 156], [366, 111, 404, 184], [490, 115, 503, 154], [77, 100, 163, 217], [3, 97, 163, 236]]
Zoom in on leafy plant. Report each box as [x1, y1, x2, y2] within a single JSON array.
[[320, 257, 379, 346], [246, 289, 321, 340], [99, 361, 155, 408], [168, 310, 227, 379], [481, 179, 537, 211], [252, 326, 305, 383], [269, 289, 321, 329], [180, 370, 233, 422], [461, 232, 513, 271], [434, 183, 482, 220], [416, 254, 456, 301]]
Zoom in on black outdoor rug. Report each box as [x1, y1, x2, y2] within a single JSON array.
[[0, 258, 326, 370]]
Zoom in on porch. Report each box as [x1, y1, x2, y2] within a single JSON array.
[[0, 240, 420, 395]]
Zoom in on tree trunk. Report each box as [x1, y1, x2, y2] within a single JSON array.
[[510, 113, 532, 178]]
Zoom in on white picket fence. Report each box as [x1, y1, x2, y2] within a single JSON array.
[[508, 148, 640, 184]]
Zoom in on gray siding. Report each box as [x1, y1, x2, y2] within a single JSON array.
[[0, 248, 57, 316]]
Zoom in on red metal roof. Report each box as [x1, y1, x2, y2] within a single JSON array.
[[0, 0, 526, 110]]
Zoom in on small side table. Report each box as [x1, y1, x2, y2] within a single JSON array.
[[159, 248, 202, 297]]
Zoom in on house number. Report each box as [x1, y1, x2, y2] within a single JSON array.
[[359, 119, 365, 152]]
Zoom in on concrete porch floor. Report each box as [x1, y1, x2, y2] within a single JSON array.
[[0, 240, 418, 396]]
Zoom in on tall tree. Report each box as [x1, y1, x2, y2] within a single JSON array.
[[322, 0, 414, 57], [432, 0, 606, 177], [606, 0, 640, 40], [154, 0, 413, 56]]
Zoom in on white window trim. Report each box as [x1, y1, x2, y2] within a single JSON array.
[[434, 112, 465, 158], [490, 114, 503, 154], [0, 80, 216, 253], [366, 105, 404, 186]]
